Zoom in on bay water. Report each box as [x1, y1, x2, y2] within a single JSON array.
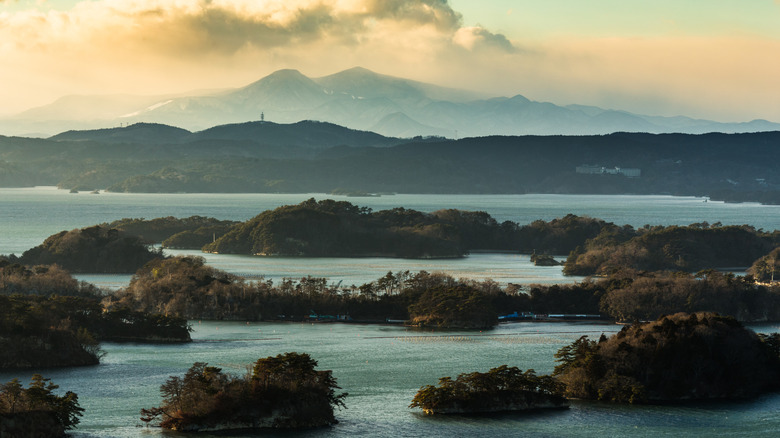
[[2, 321, 779, 437], [2, 187, 780, 436]]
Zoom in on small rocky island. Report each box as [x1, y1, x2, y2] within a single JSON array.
[[410, 365, 569, 415], [530, 252, 561, 266], [141, 352, 346, 432]]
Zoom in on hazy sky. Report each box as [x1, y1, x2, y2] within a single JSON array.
[[2, 0, 779, 122]]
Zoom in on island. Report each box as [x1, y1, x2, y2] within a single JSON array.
[[0, 261, 191, 369], [563, 223, 777, 275], [141, 352, 346, 432], [530, 252, 561, 266], [0, 375, 83, 437], [553, 312, 780, 402], [13, 225, 162, 273], [202, 199, 472, 258], [410, 365, 568, 414], [103, 215, 239, 248]]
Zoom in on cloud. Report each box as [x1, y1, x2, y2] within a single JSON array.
[[1, 0, 778, 124], [0, 0, 478, 54], [0, 0, 522, 113], [453, 26, 517, 52]]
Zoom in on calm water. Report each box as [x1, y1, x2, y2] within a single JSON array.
[[2, 187, 780, 436], [2, 187, 779, 256], [3, 186, 779, 288], [2, 321, 779, 437]]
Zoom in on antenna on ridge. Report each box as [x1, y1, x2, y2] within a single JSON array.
[[261, 112, 265, 122]]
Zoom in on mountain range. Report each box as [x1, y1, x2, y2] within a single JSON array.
[[3, 67, 779, 138]]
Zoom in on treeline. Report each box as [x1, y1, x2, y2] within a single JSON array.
[[530, 270, 780, 322], [109, 256, 509, 328], [109, 256, 780, 326]]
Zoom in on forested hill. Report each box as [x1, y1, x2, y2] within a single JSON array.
[[49, 120, 401, 148], [1, 124, 778, 203]]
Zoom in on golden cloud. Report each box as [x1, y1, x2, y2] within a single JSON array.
[[1, 0, 778, 123]]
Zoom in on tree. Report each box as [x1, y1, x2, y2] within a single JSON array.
[[0, 375, 83, 432]]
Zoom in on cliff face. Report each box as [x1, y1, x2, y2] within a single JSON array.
[[0, 332, 99, 370]]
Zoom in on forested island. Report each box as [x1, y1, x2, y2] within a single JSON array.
[[141, 352, 346, 432], [4, 203, 780, 328], [0, 375, 83, 437], [77, 201, 618, 258], [0, 260, 190, 369], [95, 205, 624, 259], [70, 202, 780, 273], [564, 222, 778, 275], [410, 365, 568, 414], [103, 254, 780, 327], [2, 209, 780, 434], [553, 312, 780, 402], [11, 225, 162, 273], [410, 312, 780, 416]]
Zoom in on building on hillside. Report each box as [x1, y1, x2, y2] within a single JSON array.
[[576, 165, 641, 178]]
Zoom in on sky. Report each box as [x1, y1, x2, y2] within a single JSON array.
[[1, 0, 779, 122]]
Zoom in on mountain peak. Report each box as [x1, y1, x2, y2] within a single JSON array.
[[231, 69, 327, 111], [340, 66, 376, 76], [265, 68, 306, 79]]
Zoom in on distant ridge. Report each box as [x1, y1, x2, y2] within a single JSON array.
[[193, 120, 397, 148], [50, 123, 192, 144], [47, 120, 401, 149], [3, 67, 780, 137], [1, 123, 779, 204]]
